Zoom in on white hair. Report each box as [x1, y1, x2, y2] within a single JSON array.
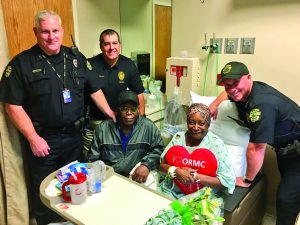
[[34, 10, 61, 29]]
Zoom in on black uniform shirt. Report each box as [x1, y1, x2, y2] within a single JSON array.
[[0, 44, 102, 128], [88, 53, 144, 120], [233, 81, 300, 148]]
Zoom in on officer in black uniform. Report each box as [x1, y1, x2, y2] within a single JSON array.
[[210, 61, 300, 225], [0, 10, 115, 225], [83, 29, 145, 156]]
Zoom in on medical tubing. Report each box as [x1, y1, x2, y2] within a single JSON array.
[[160, 97, 163, 130], [215, 53, 219, 95], [202, 51, 211, 95]]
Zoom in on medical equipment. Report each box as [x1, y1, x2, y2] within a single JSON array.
[[165, 57, 201, 105], [131, 51, 150, 76]]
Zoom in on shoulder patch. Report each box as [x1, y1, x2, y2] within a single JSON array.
[[248, 108, 261, 123], [86, 60, 92, 71], [5, 66, 12, 78]]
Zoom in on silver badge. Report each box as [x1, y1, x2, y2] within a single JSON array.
[[73, 59, 78, 68]]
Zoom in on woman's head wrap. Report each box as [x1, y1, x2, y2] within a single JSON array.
[[187, 103, 211, 125]]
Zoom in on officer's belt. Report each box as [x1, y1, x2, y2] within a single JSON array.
[[277, 139, 300, 159], [33, 117, 85, 135]]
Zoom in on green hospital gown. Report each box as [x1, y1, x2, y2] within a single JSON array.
[[159, 131, 236, 199]]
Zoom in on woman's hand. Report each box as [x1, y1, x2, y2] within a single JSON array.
[[175, 167, 196, 184]]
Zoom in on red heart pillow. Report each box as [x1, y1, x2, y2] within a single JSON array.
[[165, 145, 218, 194]]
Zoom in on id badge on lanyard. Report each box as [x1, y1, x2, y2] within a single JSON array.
[[62, 89, 72, 103], [42, 52, 72, 104]]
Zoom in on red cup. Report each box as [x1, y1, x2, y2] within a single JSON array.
[[62, 172, 87, 204]]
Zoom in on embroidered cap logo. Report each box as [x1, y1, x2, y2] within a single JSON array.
[[222, 64, 232, 74]]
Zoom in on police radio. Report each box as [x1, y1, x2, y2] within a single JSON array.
[[70, 34, 80, 58]]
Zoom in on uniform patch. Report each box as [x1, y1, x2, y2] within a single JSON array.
[[5, 66, 12, 78], [86, 60, 92, 71], [222, 64, 232, 74], [248, 108, 261, 123], [118, 71, 125, 82]]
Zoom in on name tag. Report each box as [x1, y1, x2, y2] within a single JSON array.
[[62, 89, 72, 103], [32, 68, 43, 73]]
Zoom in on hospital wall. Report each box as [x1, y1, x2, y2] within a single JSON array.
[[171, 0, 300, 104], [73, 0, 120, 57], [74, 0, 153, 63]]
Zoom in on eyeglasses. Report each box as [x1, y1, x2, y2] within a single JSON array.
[[118, 106, 138, 113]]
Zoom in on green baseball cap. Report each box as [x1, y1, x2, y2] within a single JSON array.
[[218, 61, 249, 84]]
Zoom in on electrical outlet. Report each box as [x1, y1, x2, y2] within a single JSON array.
[[210, 38, 223, 53], [224, 38, 238, 54], [240, 37, 255, 54]]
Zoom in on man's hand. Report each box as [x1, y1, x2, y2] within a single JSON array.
[[90, 89, 116, 122], [209, 103, 219, 120], [131, 164, 150, 183], [107, 109, 116, 123], [175, 167, 195, 184], [5, 104, 50, 157], [236, 177, 251, 188], [208, 90, 229, 120], [29, 135, 50, 157]]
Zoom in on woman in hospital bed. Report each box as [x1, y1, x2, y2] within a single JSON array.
[[158, 103, 235, 199]]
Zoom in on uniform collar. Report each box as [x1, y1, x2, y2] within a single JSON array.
[[100, 53, 120, 70], [243, 82, 257, 107], [33, 45, 45, 62], [35, 44, 65, 63]]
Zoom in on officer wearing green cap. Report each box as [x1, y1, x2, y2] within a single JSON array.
[[210, 61, 300, 225]]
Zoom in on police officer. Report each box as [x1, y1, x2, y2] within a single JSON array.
[[0, 10, 115, 225], [83, 29, 145, 156], [210, 61, 300, 225]]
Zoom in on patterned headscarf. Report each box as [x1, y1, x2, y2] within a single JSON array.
[[187, 103, 211, 125]]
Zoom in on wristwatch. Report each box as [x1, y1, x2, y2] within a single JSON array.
[[243, 176, 253, 184]]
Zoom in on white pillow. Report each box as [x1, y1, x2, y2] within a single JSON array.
[[209, 100, 250, 147], [225, 144, 247, 177], [190, 91, 216, 106], [190, 91, 250, 177]]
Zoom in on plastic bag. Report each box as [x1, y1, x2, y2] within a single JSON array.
[[162, 87, 187, 137], [145, 187, 225, 225]]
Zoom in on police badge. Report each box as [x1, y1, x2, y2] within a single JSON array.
[[73, 59, 78, 68], [118, 71, 125, 83]]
